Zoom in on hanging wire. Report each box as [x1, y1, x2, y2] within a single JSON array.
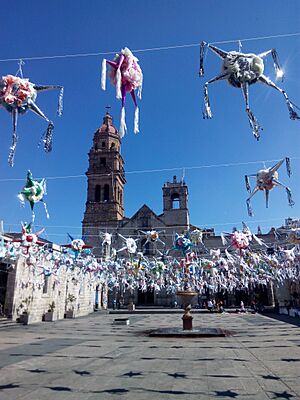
[[0, 32, 299, 63], [0, 157, 299, 183], [3, 216, 297, 231]]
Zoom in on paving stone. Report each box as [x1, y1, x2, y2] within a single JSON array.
[[0, 312, 299, 399]]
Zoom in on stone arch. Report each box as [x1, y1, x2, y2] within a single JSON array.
[[103, 184, 110, 202], [171, 193, 180, 209], [95, 185, 101, 202]]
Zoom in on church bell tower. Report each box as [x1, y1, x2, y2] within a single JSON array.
[[162, 175, 189, 230], [82, 112, 126, 247]]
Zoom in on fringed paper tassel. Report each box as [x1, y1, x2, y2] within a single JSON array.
[[44, 122, 54, 153], [202, 242, 209, 254], [284, 96, 300, 120], [247, 199, 253, 217], [43, 180, 47, 196], [8, 133, 17, 167], [101, 59, 107, 90], [134, 106, 139, 134], [137, 82, 143, 100], [246, 109, 261, 140], [252, 234, 264, 246], [8, 111, 18, 167], [238, 40, 242, 52], [18, 194, 25, 206], [225, 249, 234, 261], [221, 233, 227, 246], [285, 157, 291, 177], [271, 49, 284, 81], [203, 84, 212, 119], [199, 41, 206, 77], [286, 187, 295, 207], [43, 201, 50, 219], [119, 107, 127, 138], [57, 87, 64, 117], [245, 176, 251, 193], [116, 68, 122, 99]]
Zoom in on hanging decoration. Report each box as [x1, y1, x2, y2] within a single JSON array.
[[221, 222, 265, 254], [189, 228, 208, 252], [100, 232, 113, 247], [189, 229, 203, 245], [18, 170, 49, 221], [139, 230, 165, 252], [1, 226, 300, 297], [101, 47, 143, 138], [62, 234, 93, 258], [199, 42, 300, 140], [245, 158, 294, 216], [12, 223, 46, 255], [99, 231, 113, 259], [117, 233, 139, 254], [172, 233, 193, 256], [0, 70, 63, 166]]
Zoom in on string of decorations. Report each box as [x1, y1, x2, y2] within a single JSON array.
[[1, 33, 300, 277], [1, 222, 300, 296]]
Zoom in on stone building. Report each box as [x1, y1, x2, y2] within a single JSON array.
[[0, 113, 298, 319], [82, 112, 203, 256], [0, 234, 106, 323], [81, 112, 297, 308]]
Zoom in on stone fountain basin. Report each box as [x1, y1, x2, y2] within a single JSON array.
[[176, 290, 198, 306], [148, 327, 232, 337], [176, 290, 198, 298]]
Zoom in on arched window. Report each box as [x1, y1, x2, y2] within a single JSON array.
[[171, 193, 180, 209], [103, 184, 109, 202], [120, 190, 123, 205], [95, 185, 101, 202]]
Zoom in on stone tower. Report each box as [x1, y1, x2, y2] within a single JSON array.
[[161, 175, 189, 230], [82, 112, 126, 250]]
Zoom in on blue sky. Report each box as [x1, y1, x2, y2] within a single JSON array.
[[0, 0, 300, 243]]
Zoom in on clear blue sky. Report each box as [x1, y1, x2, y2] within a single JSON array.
[[0, 0, 300, 243]]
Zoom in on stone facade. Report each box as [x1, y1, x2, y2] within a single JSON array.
[[1, 245, 107, 323], [81, 112, 299, 309], [82, 113, 193, 257], [82, 112, 126, 249]]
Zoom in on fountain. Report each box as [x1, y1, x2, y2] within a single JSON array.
[[176, 289, 198, 331], [175, 252, 198, 330], [148, 252, 231, 337]]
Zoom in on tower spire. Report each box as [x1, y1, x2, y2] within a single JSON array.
[[82, 111, 126, 254]]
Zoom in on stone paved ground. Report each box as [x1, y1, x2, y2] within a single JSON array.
[[0, 311, 300, 400]]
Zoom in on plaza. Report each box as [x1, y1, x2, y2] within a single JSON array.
[[0, 311, 300, 399]]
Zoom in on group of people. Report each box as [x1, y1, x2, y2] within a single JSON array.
[[206, 299, 224, 313], [205, 299, 260, 313]]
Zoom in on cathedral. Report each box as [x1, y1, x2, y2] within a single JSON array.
[[82, 111, 215, 257], [81, 112, 280, 307]]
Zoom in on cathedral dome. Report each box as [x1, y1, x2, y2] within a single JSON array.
[[98, 112, 118, 135]]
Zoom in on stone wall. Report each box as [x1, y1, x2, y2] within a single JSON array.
[[4, 254, 107, 323]]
